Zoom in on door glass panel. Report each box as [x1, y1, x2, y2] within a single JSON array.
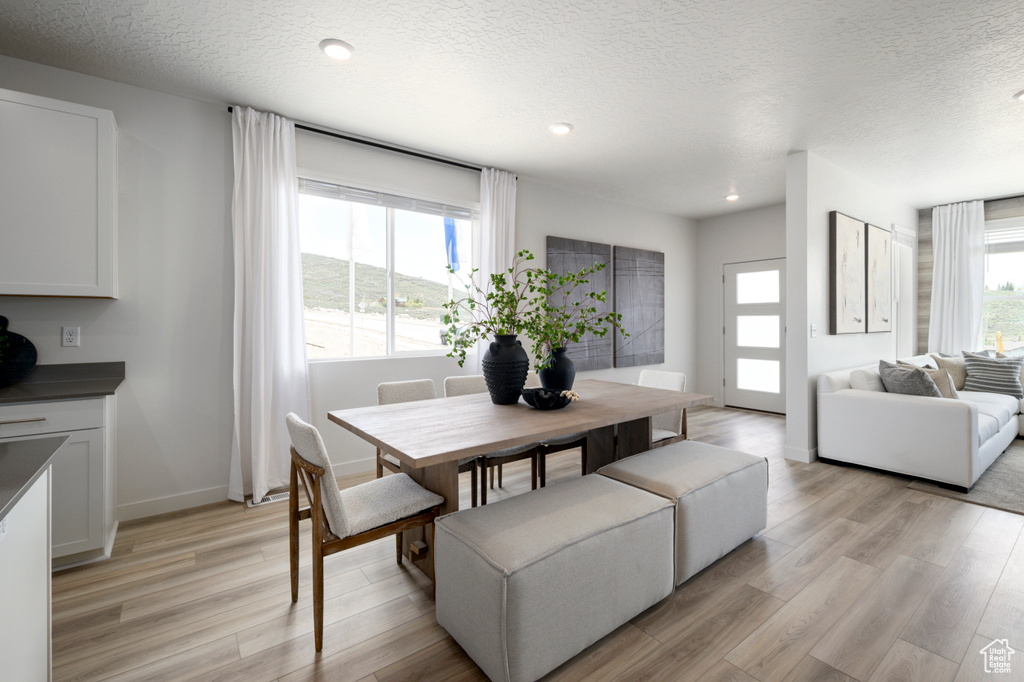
[[736, 270, 780, 304], [737, 315, 780, 348], [737, 359, 780, 393]]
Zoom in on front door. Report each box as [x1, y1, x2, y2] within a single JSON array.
[[723, 259, 786, 413]]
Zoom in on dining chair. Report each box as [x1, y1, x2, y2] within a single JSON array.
[[379, 379, 480, 506], [524, 371, 588, 480], [443, 374, 542, 504], [638, 369, 689, 446], [285, 413, 444, 652]]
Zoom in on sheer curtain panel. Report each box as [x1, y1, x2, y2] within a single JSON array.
[[928, 200, 985, 355], [230, 107, 311, 503], [479, 168, 517, 283]]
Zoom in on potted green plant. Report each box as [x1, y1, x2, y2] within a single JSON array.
[[525, 263, 628, 390], [442, 250, 540, 404]]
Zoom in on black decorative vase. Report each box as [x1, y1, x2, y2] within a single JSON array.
[[539, 347, 576, 391], [482, 334, 530, 405], [0, 316, 38, 389]]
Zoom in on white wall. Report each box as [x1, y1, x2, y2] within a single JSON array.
[[0, 55, 235, 520], [516, 178, 698, 385], [695, 204, 786, 404], [0, 56, 700, 511], [785, 151, 918, 462]]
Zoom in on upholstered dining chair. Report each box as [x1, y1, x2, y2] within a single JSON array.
[[285, 413, 443, 652], [379, 379, 480, 506], [443, 374, 542, 504], [638, 369, 689, 447], [524, 372, 589, 480], [375, 379, 437, 477]]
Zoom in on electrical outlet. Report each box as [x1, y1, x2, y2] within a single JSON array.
[[0, 516, 8, 546], [62, 326, 80, 347]]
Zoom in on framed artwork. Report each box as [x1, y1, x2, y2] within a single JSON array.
[[545, 236, 613, 371], [866, 223, 892, 333], [829, 211, 866, 335], [613, 246, 665, 367]]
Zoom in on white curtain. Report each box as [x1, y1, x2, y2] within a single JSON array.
[[229, 107, 311, 503], [928, 200, 985, 355], [479, 168, 517, 284]]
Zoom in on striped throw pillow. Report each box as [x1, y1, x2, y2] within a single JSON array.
[[962, 352, 1024, 399]]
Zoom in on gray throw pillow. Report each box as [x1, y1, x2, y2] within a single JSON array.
[[962, 352, 1024, 399], [878, 360, 942, 397]]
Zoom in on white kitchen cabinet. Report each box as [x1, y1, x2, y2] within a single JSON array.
[[0, 396, 117, 567], [0, 87, 118, 298]]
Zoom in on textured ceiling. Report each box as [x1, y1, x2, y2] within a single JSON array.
[[1, 0, 1022, 219]]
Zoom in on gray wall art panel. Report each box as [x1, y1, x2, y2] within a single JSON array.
[[546, 236, 613, 371], [613, 246, 665, 367]]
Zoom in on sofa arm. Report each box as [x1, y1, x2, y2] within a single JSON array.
[[817, 389, 977, 487]]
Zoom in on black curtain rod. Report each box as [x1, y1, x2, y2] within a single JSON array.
[[227, 106, 482, 172]]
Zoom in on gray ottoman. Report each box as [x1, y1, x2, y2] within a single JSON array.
[[597, 440, 767, 586], [434, 474, 674, 682]]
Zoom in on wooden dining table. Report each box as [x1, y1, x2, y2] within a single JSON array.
[[328, 378, 713, 579]]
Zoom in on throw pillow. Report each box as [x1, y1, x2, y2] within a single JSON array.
[[898, 361, 958, 399], [931, 354, 967, 391], [850, 369, 886, 392], [995, 351, 1024, 387], [962, 352, 1024, 399], [878, 360, 942, 398]]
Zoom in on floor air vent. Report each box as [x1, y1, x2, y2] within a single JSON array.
[[247, 492, 290, 508]]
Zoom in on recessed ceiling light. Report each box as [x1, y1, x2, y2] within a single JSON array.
[[1014, 90, 1024, 101], [725, 194, 740, 202], [319, 39, 354, 61], [549, 123, 573, 135]]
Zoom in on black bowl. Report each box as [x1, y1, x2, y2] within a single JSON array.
[[521, 387, 571, 410]]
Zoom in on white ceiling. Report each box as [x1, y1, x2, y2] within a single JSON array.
[[1, 0, 1022, 219]]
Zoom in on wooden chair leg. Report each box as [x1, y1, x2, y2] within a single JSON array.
[[480, 460, 488, 505], [470, 463, 478, 508], [375, 448, 383, 478], [498, 463, 503, 487], [682, 408, 688, 440], [289, 463, 299, 603], [396, 532, 403, 565], [489, 463, 495, 489], [312, 527, 324, 652], [539, 452, 546, 488], [531, 455, 538, 490]]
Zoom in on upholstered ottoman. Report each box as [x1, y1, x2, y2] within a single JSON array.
[[597, 440, 767, 586], [434, 474, 674, 682]]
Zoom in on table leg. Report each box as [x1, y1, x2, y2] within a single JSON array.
[[400, 459, 458, 581], [617, 416, 652, 459], [584, 425, 615, 473]]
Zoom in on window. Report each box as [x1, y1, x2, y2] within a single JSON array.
[[982, 216, 1024, 353], [298, 178, 477, 359]]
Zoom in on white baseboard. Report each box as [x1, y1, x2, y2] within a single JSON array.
[[117, 485, 230, 522], [784, 446, 818, 464], [330, 456, 376, 477]]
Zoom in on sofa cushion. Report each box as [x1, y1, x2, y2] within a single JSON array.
[[932, 354, 968, 391], [899, 354, 937, 369], [962, 352, 1024, 399], [879, 360, 942, 398], [899, 362, 958, 399], [850, 369, 885, 392], [978, 413, 1000, 446], [961, 391, 1020, 425]]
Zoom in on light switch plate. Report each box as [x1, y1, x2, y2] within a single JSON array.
[[0, 516, 8, 546]]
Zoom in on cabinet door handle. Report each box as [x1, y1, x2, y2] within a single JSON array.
[[0, 417, 47, 425]]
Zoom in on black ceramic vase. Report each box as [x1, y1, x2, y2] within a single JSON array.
[[0, 316, 38, 389], [539, 347, 576, 391], [482, 334, 530, 405]]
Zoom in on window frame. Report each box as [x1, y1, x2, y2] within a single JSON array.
[[296, 168, 480, 363], [981, 215, 1024, 352]]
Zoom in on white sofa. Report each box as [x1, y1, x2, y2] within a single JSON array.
[[818, 358, 1023, 491]]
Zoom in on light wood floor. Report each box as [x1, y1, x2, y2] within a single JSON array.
[[52, 406, 1024, 681]]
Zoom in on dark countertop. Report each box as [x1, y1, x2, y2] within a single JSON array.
[[0, 362, 125, 404], [0, 435, 67, 521]]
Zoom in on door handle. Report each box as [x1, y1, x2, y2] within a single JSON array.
[[0, 417, 47, 425]]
